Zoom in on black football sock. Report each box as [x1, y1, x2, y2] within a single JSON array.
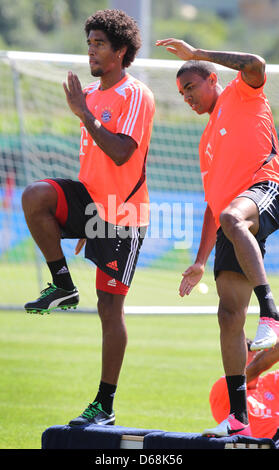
[[254, 284, 279, 321], [94, 381, 117, 415], [47, 257, 75, 291], [226, 375, 248, 425]]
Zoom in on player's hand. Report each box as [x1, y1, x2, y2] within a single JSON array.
[[179, 262, 205, 297], [75, 238, 86, 255], [155, 38, 196, 61], [63, 71, 88, 119]]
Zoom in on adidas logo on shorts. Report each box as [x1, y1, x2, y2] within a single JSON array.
[[106, 260, 118, 271], [107, 279, 117, 287]]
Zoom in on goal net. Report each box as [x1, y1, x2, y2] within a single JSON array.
[[1, 51, 279, 313]]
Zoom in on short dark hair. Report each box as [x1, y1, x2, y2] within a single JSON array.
[[85, 9, 142, 68], [177, 60, 218, 80]]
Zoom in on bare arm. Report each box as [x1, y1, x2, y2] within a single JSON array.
[[246, 342, 279, 385], [156, 38, 265, 88], [63, 71, 137, 166], [80, 109, 137, 166], [179, 204, 217, 296], [195, 204, 217, 267]]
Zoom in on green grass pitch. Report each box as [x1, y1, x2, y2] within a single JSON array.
[[0, 308, 261, 449], [1, 259, 279, 449]]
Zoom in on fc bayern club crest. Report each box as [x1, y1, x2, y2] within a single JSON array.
[[101, 108, 112, 122]]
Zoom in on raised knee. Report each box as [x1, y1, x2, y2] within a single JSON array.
[[219, 208, 243, 236], [22, 182, 56, 214], [22, 184, 37, 213]]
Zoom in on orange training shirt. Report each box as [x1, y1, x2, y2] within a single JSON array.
[[209, 372, 279, 439], [78, 73, 155, 226], [199, 71, 279, 227]]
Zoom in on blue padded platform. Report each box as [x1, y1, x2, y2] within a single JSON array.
[[42, 424, 162, 449], [42, 424, 277, 449], [143, 431, 276, 449]]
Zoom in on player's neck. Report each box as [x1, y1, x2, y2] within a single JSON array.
[[208, 85, 223, 114], [99, 68, 126, 91]]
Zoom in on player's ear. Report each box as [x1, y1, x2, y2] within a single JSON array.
[[208, 72, 218, 87], [117, 46, 128, 62]]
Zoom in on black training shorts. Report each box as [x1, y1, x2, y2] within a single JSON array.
[[46, 178, 146, 287], [214, 181, 279, 279]]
